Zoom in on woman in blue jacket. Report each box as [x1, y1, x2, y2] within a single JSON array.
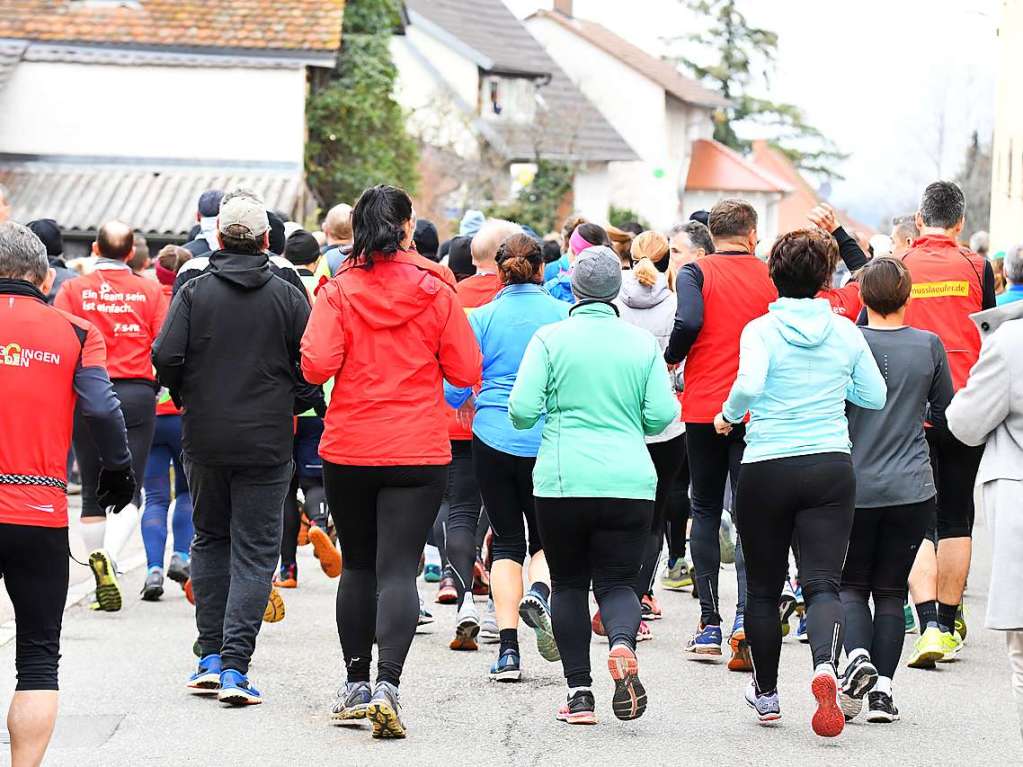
[[715, 228, 886, 738], [445, 234, 568, 681]]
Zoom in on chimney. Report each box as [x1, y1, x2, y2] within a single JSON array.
[[553, 0, 572, 16]]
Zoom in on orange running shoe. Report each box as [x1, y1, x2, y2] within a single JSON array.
[[309, 526, 342, 578], [274, 564, 298, 589]]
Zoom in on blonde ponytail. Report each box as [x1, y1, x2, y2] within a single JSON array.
[[631, 231, 669, 288]]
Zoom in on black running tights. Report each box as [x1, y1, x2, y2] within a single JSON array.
[[636, 435, 686, 598]]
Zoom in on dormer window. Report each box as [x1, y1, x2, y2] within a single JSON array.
[[481, 75, 537, 122]]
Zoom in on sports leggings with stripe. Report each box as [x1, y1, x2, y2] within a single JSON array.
[[734, 453, 855, 694]]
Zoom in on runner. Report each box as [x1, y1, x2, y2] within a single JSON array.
[[445, 232, 568, 670], [301, 185, 481, 738], [900, 181, 996, 664], [664, 199, 776, 662], [717, 228, 886, 737], [509, 245, 679, 724], [0, 222, 134, 767], [612, 231, 685, 641], [55, 220, 168, 612], [545, 222, 610, 303], [141, 245, 194, 602], [839, 257, 953, 722]]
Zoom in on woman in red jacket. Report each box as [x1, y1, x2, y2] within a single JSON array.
[[301, 185, 482, 739]]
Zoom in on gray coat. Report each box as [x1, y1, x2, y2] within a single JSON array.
[[947, 300, 1023, 630]]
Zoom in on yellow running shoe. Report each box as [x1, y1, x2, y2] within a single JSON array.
[[88, 550, 123, 612], [661, 559, 693, 591], [907, 626, 945, 669], [955, 603, 967, 644], [936, 630, 963, 663], [263, 587, 286, 623]]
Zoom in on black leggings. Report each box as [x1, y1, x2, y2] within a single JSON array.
[[433, 440, 482, 601], [75, 379, 155, 518], [841, 498, 934, 678], [637, 435, 687, 598], [280, 475, 327, 569], [665, 451, 692, 562], [686, 422, 747, 624], [536, 497, 653, 688], [0, 524, 69, 691], [472, 437, 540, 564], [735, 453, 855, 694], [324, 462, 446, 687]]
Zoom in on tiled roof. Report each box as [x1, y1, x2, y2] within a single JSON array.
[[685, 139, 791, 194], [404, 0, 636, 163], [1, 156, 311, 236], [530, 10, 729, 109], [0, 1, 345, 53]]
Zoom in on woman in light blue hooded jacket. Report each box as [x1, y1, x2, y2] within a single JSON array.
[[714, 228, 886, 737]]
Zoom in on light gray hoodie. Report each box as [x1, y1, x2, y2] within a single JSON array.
[[615, 271, 685, 443]]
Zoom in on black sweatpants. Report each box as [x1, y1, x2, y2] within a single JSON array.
[[735, 453, 855, 694], [686, 422, 747, 624], [435, 440, 482, 602], [535, 497, 653, 689], [0, 524, 68, 691], [841, 498, 934, 678], [325, 462, 447, 687], [637, 434, 687, 598], [75, 379, 155, 518], [472, 437, 540, 564], [186, 460, 292, 675]]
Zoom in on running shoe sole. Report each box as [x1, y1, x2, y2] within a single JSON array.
[[490, 668, 521, 682], [183, 579, 195, 606], [727, 631, 753, 672], [839, 660, 878, 720], [450, 619, 480, 651], [865, 708, 900, 724], [367, 702, 406, 739], [263, 589, 286, 623], [141, 583, 163, 602], [779, 594, 797, 624], [218, 687, 261, 706], [557, 709, 597, 725], [685, 646, 723, 661], [661, 580, 692, 592], [608, 646, 647, 721], [187, 673, 221, 694], [907, 650, 942, 669], [309, 526, 342, 578], [89, 551, 122, 612], [519, 596, 560, 662], [331, 706, 368, 725], [479, 628, 500, 644], [811, 673, 844, 738]]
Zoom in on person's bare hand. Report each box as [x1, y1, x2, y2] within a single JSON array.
[[808, 203, 838, 233], [713, 412, 733, 435]]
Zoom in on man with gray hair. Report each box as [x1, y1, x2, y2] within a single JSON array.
[[998, 243, 1023, 305], [668, 220, 715, 272], [0, 221, 132, 767], [890, 215, 919, 260], [154, 189, 323, 707]]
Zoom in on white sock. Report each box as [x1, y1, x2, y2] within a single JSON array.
[[814, 662, 837, 679], [875, 675, 893, 696], [847, 647, 870, 665], [80, 519, 106, 553], [424, 544, 441, 568], [103, 502, 140, 561]]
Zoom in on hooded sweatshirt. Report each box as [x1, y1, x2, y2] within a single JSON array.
[[722, 297, 886, 464], [153, 252, 317, 466], [614, 271, 685, 443], [301, 250, 482, 466]]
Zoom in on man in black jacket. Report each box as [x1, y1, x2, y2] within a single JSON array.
[[153, 189, 322, 706]]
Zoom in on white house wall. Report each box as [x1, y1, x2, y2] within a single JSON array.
[[573, 163, 610, 226], [0, 61, 306, 164], [991, 0, 1023, 247]]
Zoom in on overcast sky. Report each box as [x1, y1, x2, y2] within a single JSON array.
[[507, 0, 999, 227]]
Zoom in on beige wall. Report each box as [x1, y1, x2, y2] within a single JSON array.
[[991, 0, 1023, 248]]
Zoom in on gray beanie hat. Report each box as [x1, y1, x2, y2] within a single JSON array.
[[572, 245, 622, 302]]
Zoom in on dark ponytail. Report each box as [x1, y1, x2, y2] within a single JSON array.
[[350, 184, 413, 268], [496, 233, 544, 285]]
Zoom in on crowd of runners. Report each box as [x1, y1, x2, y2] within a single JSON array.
[[2, 175, 1023, 764]]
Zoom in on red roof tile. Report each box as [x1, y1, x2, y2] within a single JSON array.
[[685, 139, 791, 194], [0, 1, 344, 53]]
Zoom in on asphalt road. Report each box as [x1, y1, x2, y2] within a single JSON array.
[[1, 513, 1019, 766]]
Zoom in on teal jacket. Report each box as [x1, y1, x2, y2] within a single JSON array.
[[508, 301, 680, 500], [722, 297, 887, 463]]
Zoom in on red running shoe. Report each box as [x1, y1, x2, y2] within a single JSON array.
[[435, 576, 458, 604], [472, 559, 490, 596], [641, 593, 662, 621], [591, 610, 606, 637], [811, 671, 845, 738]]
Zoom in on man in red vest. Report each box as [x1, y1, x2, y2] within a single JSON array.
[[0, 222, 134, 766], [665, 198, 778, 668], [902, 181, 996, 666]]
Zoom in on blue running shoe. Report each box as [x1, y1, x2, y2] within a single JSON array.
[[685, 623, 723, 659], [187, 653, 222, 693], [218, 669, 262, 706], [331, 681, 372, 724], [796, 614, 809, 644], [423, 563, 442, 583], [489, 648, 522, 682], [519, 588, 560, 662]]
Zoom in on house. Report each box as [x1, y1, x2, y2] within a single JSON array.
[[750, 139, 875, 238], [393, 0, 637, 228], [991, 0, 1023, 248], [524, 1, 730, 228], [0, 0, 345, 256], [684, 139, 791, 247]]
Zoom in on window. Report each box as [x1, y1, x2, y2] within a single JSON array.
[[480, 76, 537, 122]]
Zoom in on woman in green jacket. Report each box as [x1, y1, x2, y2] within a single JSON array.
[[508, 246, 679, 726]]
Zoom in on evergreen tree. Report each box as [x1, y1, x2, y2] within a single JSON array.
[[955, 131, 992, 240], [306, 0, 419, 207]]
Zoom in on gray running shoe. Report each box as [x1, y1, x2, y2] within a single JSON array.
[[367, 681, 405, 739], [331, 681, 371, 725], [519, 588, 560, 662], [167, 553, 191, 584], [141, 569, 164, 602], [744, 681, 781, 723], [719, 513, 736, 565], [480, 597, 500, 643]]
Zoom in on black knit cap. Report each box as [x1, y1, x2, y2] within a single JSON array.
[[27, 219, 63, 257], [285, 230, 320, 265]]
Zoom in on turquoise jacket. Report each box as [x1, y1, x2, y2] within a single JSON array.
[[722, 297, 886, 463], [508, 301, 680, 499]]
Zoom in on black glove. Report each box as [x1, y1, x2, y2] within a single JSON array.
[[96, 466, 136, 513]]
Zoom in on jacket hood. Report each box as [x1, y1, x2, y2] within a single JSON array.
[[209, 251, 274, 290], [618, 271, 673, 310], [340, 261, 443, 329], [769, 297, 835, 348], [971, 299, 1023, 338]]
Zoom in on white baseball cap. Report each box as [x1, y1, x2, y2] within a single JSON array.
[[218, 191, 269, 239]]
